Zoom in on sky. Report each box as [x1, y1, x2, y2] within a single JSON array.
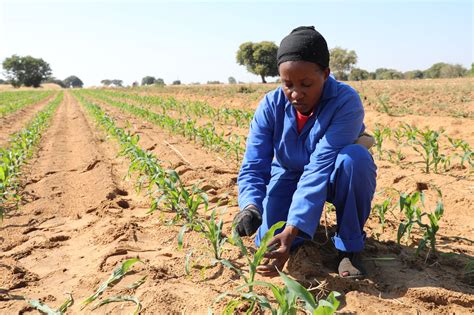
[[0, 0, 472, 87]]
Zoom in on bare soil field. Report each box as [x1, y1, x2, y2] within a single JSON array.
[[1, 79, 473, 314]]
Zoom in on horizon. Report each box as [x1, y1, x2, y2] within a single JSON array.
[[1, 0, 472, 87]]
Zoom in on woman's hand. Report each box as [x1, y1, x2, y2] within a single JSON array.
[[256, 225, 299, 277]]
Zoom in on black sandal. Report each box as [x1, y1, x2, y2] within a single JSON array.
[[337, 251, 366, 279]]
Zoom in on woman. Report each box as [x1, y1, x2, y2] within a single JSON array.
[[233, 26, 377, 278]]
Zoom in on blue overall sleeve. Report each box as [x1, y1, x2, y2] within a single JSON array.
[[237, 94, 274, 212], [286, 92, 364, 238]]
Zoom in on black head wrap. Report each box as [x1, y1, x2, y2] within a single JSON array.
[[277, 26, 329, 68]]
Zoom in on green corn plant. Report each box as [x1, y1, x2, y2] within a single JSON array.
[[448, 137, 473, 169], [372, 197, 393, 232], [397, 191, 423, 244], [212, 222, 285, 313], [219, 253, 340, 314], [24, 293, 73, 315], [391, 127, 406, 163], [81, 258, 142, 309], [233, 220, 285, 292], [91, 295, 141, 315], [372, 125, 391, 159], [200, 208, 227, 261], [376, 93, 391, 115], [405, 126, 443, 173], [181, 208, 230, 275], [216, 221, 286, 314], [397, 190, 444, 257]]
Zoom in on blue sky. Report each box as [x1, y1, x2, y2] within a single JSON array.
[[1, 0, 472, 86]]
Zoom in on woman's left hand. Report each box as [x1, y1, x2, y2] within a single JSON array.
[[256, 225, 299, 277]]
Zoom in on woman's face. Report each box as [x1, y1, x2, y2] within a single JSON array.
[[279, 61, 330, 115]]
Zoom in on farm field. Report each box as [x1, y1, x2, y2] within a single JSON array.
[[0, 78, 473, 314]]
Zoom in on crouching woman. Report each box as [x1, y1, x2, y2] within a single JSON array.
[[233, 26, 377, 279]]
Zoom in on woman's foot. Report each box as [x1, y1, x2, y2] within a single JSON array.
[[337, 251, 366, 279]]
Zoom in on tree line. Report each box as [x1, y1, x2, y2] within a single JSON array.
[[236, 42, 473, 82], [2, 49, 472, 88]]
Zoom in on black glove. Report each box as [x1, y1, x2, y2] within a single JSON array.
[[233, 205, 262, 237]]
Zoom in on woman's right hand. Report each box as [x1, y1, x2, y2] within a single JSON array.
[[233, 205, 262, 236]]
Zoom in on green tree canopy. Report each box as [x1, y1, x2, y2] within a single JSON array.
[[101, 79, 112, 86], [236, 41, 278, 83], [348, 68, 369, 81], [228, 76, 237, 84], [111, 79, 123, 87], [2, 55, 52, 88], [423, 62, 467, 78], [172, 80, 181, 85], [155, 78, 165, 86], [404, 70, 424, 80], [329, 47, 357, 81], [375, 68, 403, 80], [63, 75, 84, 88], [141, 76, 156, 85]]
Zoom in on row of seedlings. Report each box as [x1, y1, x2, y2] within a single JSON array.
[[0, 92, 63, 220], [0, 90, 54, 117], [78, 90, 246, 162], [90, 89, 254, 127], [372, 123, 472, 173]]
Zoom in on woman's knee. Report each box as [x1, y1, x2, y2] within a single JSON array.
[[336, 144, 374, 169]]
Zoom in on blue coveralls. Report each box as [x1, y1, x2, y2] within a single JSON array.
[[237, 76, 377, 252]]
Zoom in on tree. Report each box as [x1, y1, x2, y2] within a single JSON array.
[[439, 64, 467, 78], [132, 81, 139, 87], [228, 76, 237, 84], [101, 79, 112, 86], [172, 80, 181, 85], [423, 62, 467, 78], [470, 63, 474, 77], [155, 78, 165, 86], [63, 75, 83, 88], [2, 55, 52, 88], [0, 79, 5, 84], [375, 68, 403, 80], [111, 79, 123, 87], [348, 68, 369, 81], [141, 76, 155, 85], [329, 47, 357, 81], [207, 80, 222, 84], [236, 41, 278, 83], [404, 70, 424, 80]]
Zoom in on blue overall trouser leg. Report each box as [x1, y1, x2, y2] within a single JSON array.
[[328, 144, 377, 252], [255, 144, 376, 252]]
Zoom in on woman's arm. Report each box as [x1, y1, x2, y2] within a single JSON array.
[[237, 94, 275, 213]]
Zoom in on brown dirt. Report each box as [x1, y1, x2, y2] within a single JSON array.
[[0, 93, 58, 147], [0, 85, 473, 314]]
